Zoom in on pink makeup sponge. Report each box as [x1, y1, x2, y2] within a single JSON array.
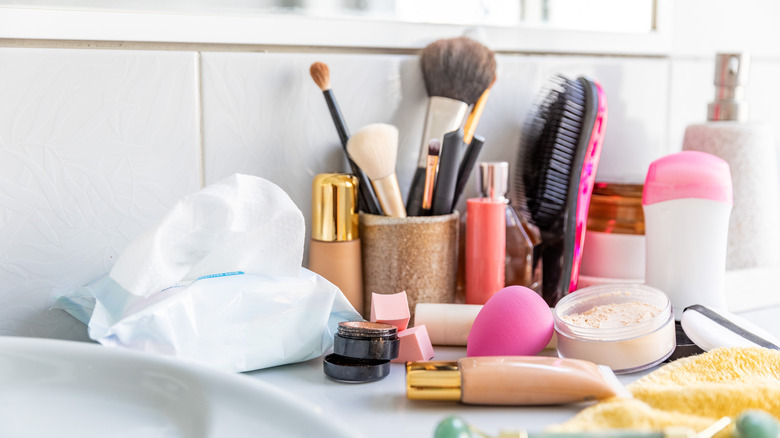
[[391, 325, 435, 364], [370, 291, 411, 331], [466, 286, 553, 357]]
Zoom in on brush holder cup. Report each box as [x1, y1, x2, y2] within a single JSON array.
[[360, 212, 459, 322]]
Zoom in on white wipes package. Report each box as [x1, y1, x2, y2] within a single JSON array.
[[54, 174, 361, 373]]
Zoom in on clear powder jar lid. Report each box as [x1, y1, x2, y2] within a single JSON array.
[[553, 284, 673, 342]]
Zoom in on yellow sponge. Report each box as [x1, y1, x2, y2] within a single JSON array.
[[550, 348, 780, 435]]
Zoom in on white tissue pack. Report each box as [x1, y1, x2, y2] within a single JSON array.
[[54, 174, 361, 373]]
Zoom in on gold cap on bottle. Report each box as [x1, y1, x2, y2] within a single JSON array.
[[311, 173, 359, 242], [405, 361, 462, 401]]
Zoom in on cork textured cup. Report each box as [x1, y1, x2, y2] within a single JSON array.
[[360, 212, 459, 322]]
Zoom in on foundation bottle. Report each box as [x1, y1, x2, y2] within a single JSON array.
[[406, 356, 626, 405], [460, 162, 541, 303], [308, 173, 363, 315], [465, 195, 505, 304]]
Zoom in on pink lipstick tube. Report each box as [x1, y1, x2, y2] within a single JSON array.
[[465, 198, 506, 304]]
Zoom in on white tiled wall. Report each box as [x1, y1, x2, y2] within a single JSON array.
[[2, 3, 780, 339], [0, 48, 201, 339], [200, 52, 428, 223]]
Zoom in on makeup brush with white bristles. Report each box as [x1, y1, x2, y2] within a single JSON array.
[[347, 124, 407, 218], [406, 36, 496, 216]]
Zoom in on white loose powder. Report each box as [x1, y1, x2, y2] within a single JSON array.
[[562, 301, 661, 329]]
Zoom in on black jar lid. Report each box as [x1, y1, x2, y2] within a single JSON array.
[[323, 354, 391, 383]]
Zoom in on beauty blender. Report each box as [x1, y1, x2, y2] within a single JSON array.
[[466, 286, 553, 357]]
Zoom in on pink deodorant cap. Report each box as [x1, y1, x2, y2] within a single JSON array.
[[642, 151, 733, 206], [391, 325, 435, 364], [370, 291, 411, 331]]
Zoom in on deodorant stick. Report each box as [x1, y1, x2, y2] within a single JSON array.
[[642, 151, 733, 320]]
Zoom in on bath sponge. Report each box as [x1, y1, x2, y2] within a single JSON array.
[[466, 285, 553, 357]]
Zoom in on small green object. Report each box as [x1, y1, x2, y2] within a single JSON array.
[[435, 416, 474, 438], [736, 410, 780, 438]]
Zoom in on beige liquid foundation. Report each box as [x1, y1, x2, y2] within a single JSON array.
[[406, 356, 628, 405], [308, 173, 364, 315]]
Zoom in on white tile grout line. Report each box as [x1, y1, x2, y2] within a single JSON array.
[[196, 51, 206, 189], [665, 58, 674, 155]]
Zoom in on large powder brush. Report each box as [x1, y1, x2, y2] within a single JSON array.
[[406, 36, 496, 216]]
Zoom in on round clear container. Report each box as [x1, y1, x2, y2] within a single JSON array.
[[553, 284, 676, 374]]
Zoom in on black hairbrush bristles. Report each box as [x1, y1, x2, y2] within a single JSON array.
[[513, 74, 605, 307], [515, 75, 586, 230]]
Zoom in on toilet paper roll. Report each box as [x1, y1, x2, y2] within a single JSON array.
[[683, 122, 780, 270]]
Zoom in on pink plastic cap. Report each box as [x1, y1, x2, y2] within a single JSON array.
[[642, 151, 732, 206], [391, 325, 435, 364], [370, 291, 410, 331]]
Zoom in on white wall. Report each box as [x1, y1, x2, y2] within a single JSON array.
[[1, 0, 779, 340]]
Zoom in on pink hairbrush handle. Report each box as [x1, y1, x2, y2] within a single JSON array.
[[569, 80, 608, 292]]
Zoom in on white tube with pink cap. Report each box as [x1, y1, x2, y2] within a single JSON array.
[[642, 150, 733, 320]]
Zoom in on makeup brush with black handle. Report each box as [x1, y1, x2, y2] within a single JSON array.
[[451, 135, 485, 210], [431, 128, 468, 216], [310, 62, 382, 215], [406, 36, 496, 216]]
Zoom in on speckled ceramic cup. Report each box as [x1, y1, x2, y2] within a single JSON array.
[[360, 212, 459, 322]]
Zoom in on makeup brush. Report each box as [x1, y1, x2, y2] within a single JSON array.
[[451, 135, 485, 210], [406, 36, 496, 216], [421, 138, 441, 214], [310, 62, 383, 215], [450, 78, 495, 210], [347, 124, 407, 218], [463, 78, 495, 144]]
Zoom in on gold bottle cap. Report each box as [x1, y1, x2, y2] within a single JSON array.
[[406, 361, 462, 401], [311, 173, 359, 242]]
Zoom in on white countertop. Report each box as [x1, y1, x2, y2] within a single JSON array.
[[244, 305, 780, 438]]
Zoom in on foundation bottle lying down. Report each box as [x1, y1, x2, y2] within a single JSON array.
[[406, 356, 629, 405]]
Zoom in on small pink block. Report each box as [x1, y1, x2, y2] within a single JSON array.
[[392, 325, 435, 364], [370, 291, 410, 331]]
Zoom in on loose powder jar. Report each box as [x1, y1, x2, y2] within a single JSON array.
[[553, 284, 676, 373]]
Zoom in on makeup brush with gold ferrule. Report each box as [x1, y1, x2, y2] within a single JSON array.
[[421, 138, 441, 214], [406, 36, 496, 216], [347, 124, 407, 218]]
